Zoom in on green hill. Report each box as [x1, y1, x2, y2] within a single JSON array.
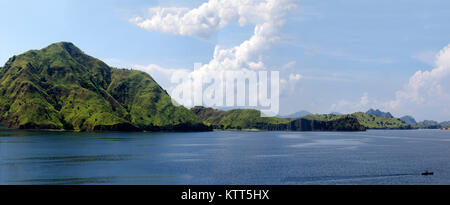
[[288, 116, 366, 131], [191, 106, 289, 130], [352, 112, 410, 129], [191, 106, 366, 131], [303, 112, 410, 129], [0, 42, 210, 131]]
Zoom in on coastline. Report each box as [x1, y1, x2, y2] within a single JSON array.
[[4, 126, 446, 133]]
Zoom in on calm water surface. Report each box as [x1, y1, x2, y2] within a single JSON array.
[[1, 128, 450, 184]]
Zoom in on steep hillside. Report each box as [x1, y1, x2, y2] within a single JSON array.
[[0, 42, 210, 131]]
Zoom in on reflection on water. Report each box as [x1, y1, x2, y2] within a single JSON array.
[[1, 128, 450, 185]]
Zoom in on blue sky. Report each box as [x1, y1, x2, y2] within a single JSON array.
[[1, 0, 450, 121]]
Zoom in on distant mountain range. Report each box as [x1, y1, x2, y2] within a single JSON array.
[[366, 109, 449, 129], [280, 108, 449, 130]]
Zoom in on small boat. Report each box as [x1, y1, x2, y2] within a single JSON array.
[[421, 171, 434, 176]]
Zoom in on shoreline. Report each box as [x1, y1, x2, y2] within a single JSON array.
[[3, 127, 445, 133]]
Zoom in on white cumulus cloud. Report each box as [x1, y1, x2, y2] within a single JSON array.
[[330, 92, 372, 114], [384, 44, 450, 120], [280, 73, 302, 93], [130, 0, 296, 72], [130, 0, 296, 39], [130, 0, 298, 109]]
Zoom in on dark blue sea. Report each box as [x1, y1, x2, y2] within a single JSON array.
[[1, 128, 450, 184]]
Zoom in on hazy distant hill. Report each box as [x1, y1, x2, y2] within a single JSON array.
[[365, 109, 394, 118], [330, 112, 343, 115], [277, 110, 311, 118], [414, 120, 441, 129], [400, 115, 417, 125], [0, 42, 210, 131]]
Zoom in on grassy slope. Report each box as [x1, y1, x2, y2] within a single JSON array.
[[0, 42, 208, 131], [191, 106, 289, 129], [107, 69, 203, 129]]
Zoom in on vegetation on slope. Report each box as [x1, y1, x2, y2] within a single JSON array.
[[288, 116, 366, 131], [0, 42, 210, 131], [303, 113, 410, 129], [191, 106, 289, 130], [412, 120, 441, 129], [191, 106, 366, 131], [2, 42, 434, 132]]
